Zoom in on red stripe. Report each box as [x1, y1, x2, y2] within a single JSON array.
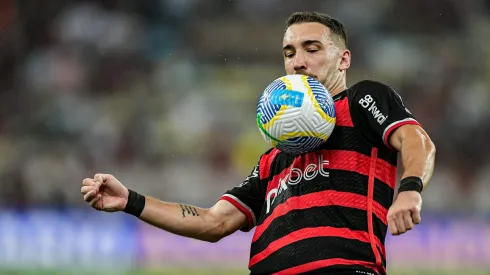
[[252, 191, 388, 242], [326, 150, 396, 189], [259, 148, 280, 180], [270, 258, 384, 275], [220, 196, 254, 230], [367, 148, 382, 266], [264, 150, 396, 199], [383, 120, 420, 149], [334, 97, 354, 127], [249, 226, 384, 267]]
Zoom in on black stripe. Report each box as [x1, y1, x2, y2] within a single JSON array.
[[373, 218, 388, 248], [378, 246, 386, 268], [321, 126, 363, 152], [249, 237, 376, 274], [321, 126, 397, 166], [258, 170, 393, 223], [376, 146, 398, 166], [373, 177, 394, 211], [252, 206, 387, 258]]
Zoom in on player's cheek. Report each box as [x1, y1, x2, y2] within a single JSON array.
[[284, 60, 293, 73]]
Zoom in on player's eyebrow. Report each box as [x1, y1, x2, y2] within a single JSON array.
[[283, 40, 323, 51], [302, 40, 323, 47], [282, 44, 294, 51]]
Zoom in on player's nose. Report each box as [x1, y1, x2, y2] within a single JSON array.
[[293, 54, 307, 72]]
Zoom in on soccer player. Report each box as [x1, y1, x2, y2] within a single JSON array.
[[81, 11, 436, 275]]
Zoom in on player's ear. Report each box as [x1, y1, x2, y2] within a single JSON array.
[[339, 49, 351, 71]]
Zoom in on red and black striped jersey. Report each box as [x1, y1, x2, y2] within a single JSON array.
[[220, 80, 420, 275]]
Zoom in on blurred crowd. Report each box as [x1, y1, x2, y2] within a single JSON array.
[[0, 0, 489, 213]]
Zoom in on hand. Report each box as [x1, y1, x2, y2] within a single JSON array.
[[387, 191, 422, 236], [81, 173, 129, 212]]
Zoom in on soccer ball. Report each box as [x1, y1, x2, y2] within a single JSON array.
[[256, 74, 336, 154]]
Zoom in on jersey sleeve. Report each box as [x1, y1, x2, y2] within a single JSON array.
[[219, 158, 267, 232], [350, 80, 420, 150]]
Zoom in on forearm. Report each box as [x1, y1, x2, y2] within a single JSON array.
[[399, 128, 436, 189], [139, 197, 223, 242]]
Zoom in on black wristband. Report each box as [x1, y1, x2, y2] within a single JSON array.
[[123, 189, 146, 217], [398, 176, 423, 193]]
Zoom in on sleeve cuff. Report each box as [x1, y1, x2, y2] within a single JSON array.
[[220, 194, 256, 231], [382, 118, 420, 150]]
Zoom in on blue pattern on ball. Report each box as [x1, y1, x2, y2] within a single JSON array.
[[277, 136, 325, 154], [307, 77, 336, 119], [257, 79, 286, 124]]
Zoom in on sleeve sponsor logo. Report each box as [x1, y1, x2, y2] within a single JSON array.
[[359, 94, 388, 125]]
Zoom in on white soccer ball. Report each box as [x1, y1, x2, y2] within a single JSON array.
[[256, 74, 336, 154]]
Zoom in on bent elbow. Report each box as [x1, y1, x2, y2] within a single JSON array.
[[419, 130, 436, 156], [206, 235, 222, 243], [427, 138, 436, 156], [203, 222, 228, 243], [197, 231, 224, 243]]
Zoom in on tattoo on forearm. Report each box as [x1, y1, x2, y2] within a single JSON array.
[[180, 204, 199, 217]]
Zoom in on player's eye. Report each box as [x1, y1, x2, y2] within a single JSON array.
[[306, 49, 319, 53], [284, 52, 295, 58]]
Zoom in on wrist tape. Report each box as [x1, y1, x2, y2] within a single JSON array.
[[398, 176, 423, 193], [123, 189, 146, 217]]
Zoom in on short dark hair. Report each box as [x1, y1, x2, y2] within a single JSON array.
[[286, 11, 348, 48]]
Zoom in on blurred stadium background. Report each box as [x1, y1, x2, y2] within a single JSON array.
[[0, 0, 489, 274]]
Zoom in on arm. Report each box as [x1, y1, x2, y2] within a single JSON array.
[[138, 198, 247, 243], [389, 124, 436, 189], [348, 80, 436, 235], [140, 157, 270, 240], [83, 158, 267, 242], [387, 124, 436, 235]]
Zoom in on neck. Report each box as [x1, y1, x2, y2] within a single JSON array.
[[325, 76, 347, 97], [329, 85, 346, 97]]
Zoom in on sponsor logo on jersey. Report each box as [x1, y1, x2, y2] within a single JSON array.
[[359, 94, 387, 125], [265, 154, 330, 214]]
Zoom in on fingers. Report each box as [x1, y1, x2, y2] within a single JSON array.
[[388, 192, 423, 236], [81, 178, 101, 200], [82, 175, 110, 210], [412, 207, 422, 224], [388, 218, 398, 235], [395, 213, 406, 234], [389, 210, 419, 236], [403, 211, 414, 231], [82, 178, 96, 186], [81, 186, 93, 194], [83, 189, 97, 202], [94, 173, 109, 183], [90, 194, 102, 208]]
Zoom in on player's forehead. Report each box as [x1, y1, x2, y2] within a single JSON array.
[[283, 22, 332, 47]]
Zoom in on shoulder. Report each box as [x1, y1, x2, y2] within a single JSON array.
[[256, 147, 282, 180], [347, 80, 404, 108], [349, 80, 397, 98], [259, 147, 278, 161]]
